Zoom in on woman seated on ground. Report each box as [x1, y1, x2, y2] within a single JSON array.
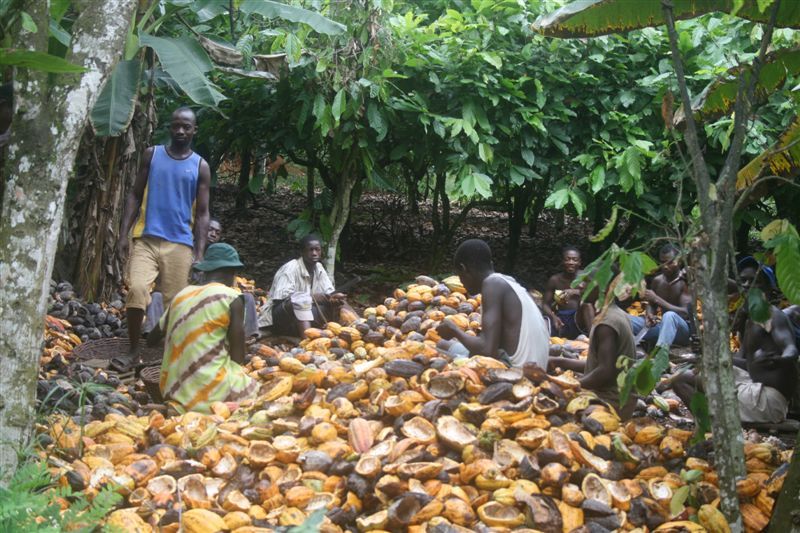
[[147, 243, 259, 414]]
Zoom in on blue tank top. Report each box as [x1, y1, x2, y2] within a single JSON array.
[[132, 145, 201, 247]]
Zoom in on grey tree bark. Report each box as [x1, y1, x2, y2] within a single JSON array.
[[0, 0, 137, 480], [661, 0, 780, 528], [324, 172, 358, 281]]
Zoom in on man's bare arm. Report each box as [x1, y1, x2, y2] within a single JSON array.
[[548, 356, 586, 373], [193, 159, 211, 261], [446, 278, 505, 357], [579, 325, 618, 390], [542, 276, 560, 322], [768, 308, 799, 359], [228, 297, 246, 364]]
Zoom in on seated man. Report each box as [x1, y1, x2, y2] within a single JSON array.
[[436, 239, 549, 369], [147, 243, 259, 414], [629, 244, 693, 351], [543, 245, 595, 339], [258, 234, 351, 337], [548, 276, 638, 419], [669, 264, 798, 425]]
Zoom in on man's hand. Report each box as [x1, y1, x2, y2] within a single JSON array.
[[436, 320, 460, 340], [644, 289, 659, 303], [329, 292, 347, 303], [645, 310, 657, 327], [552, 316, 565, 333]]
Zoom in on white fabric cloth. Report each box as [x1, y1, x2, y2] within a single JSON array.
[[489, 273, 549, 369], [733, 365, 788, 424], [258, 258, 335, 327]]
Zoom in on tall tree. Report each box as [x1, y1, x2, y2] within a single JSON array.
[[0, 0, 137, 480]]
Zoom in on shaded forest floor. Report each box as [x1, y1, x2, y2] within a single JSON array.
[[210, 183, 592, 306]]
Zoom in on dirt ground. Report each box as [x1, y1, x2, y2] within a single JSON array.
[[210, 183, 592, 307]]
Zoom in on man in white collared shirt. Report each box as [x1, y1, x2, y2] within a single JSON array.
[[258, 234, 348, 336]]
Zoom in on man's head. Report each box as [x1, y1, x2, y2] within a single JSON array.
[[737, 256, 776, 293], [561, 245, 581, 275], [658, 243, 681, 278], [300, 234, 323, 267], [453, 239, 494, 295], [193, 243, 244, 286], [169, 106, 197, 148], [208, 218, 222, 244]]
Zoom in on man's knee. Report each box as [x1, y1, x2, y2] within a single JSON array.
[[126, 280, 151, 310], [662, 311, 682, 325]]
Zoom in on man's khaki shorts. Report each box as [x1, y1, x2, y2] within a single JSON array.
[[126, 236, 193, 310]]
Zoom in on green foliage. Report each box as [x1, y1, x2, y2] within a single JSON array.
[[689, 391, 712, 444], [532, 0, 800, 39], [762, 219, 800, 304], [139, 33, 226, 108], [617, 346, 670, 405], [590, 204, 619, 242], [239, 0, 346, 36], [91, 59, 141, 136], [0, 461, 121, 532], [0, 49, 85, 73]]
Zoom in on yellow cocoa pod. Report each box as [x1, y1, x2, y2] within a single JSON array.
[[698, 504, 730, 533], [634, 426, 664, 445], [182, 509, 227, 533]]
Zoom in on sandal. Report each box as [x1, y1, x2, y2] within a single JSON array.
[[109, 354, 145, 373]]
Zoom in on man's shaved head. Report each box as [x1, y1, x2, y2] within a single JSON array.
[[455, 239, 493, 271], [172, 106, 197, 125]]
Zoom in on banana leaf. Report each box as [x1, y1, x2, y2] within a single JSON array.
[[91, 59, 141, 137], [533, 0, 800, 38]]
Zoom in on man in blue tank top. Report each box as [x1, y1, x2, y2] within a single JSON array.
[[116, 107, 211, 370]]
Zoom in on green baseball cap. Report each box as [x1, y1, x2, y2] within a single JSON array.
[[193, 243, 245, 272]]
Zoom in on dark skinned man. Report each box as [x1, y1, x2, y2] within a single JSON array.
[[629, 244, 693, 351], [549, 275, 639, 419], [668, 262, 798, 424], [543, 245, 595, 339], [258, 234, 351, 337], [117, 107, 211, 370], [436, 239, 549, 368], [147, 244, 258, 414]]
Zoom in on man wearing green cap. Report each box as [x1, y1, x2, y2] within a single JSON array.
[[147, 243, 259, 413]]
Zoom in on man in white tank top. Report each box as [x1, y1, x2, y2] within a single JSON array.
[[436, 239, 550, 369]]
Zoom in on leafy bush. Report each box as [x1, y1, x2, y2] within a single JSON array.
[[0, 460, 121, 532]]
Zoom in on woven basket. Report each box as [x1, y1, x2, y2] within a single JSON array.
[[140, 366, 163, 403], [72, 337, 163, 365]]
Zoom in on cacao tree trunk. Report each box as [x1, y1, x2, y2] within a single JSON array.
[[662, 0, 780, 527], [0, 0, 137, 481], [324, 173, 358, 280], [769, 437, 800, 530]]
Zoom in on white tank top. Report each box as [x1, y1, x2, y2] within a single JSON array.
[[489, 273, 550, 369]]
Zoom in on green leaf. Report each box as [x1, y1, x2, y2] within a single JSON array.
[[478, 143, 493, 163], [248, 173, 265, 194], [757, 0, 775, 13], [747, 287, 771, 324], [239, 0, 346, 35], [285, 33, 302, 64], [568, 190, 586, 216], [689, 392, 711, 444], [20, 11, 38, 33], [367, 102, 388, 141], [521, 148, 535, 166], [768, 227, 800, 304], [479, 51, 503, 69], [651, 345, 670, 382], [91, 60, 141, 137], [670, 485, 691, 517], [312, 94, 326, 119], [139, 34, 225, 107], [460, 171, 493, 199], [0, 49, 86, 73], [634, 359, 657, 396], [589, 204, 618, 243], [590, 165, 606, 193], [49, 20, 71, 47], [331, 89, 346, 123], [545, 187, 570, 210], [532, 0, 800, 38]]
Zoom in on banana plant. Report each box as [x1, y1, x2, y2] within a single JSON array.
[[90, 0, 345, 136]]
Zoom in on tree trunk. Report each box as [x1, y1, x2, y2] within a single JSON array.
[[505, 183, 534, 273], [73, 97, 156, 301], [306, 165, 315, 209], [235, 149, 252, 211], [769, 437, 800, 530], [661, 0, 780, 526], [0, 0, 137, 481], [324, 173, 358, 280], [528, 174, 551, 238]]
